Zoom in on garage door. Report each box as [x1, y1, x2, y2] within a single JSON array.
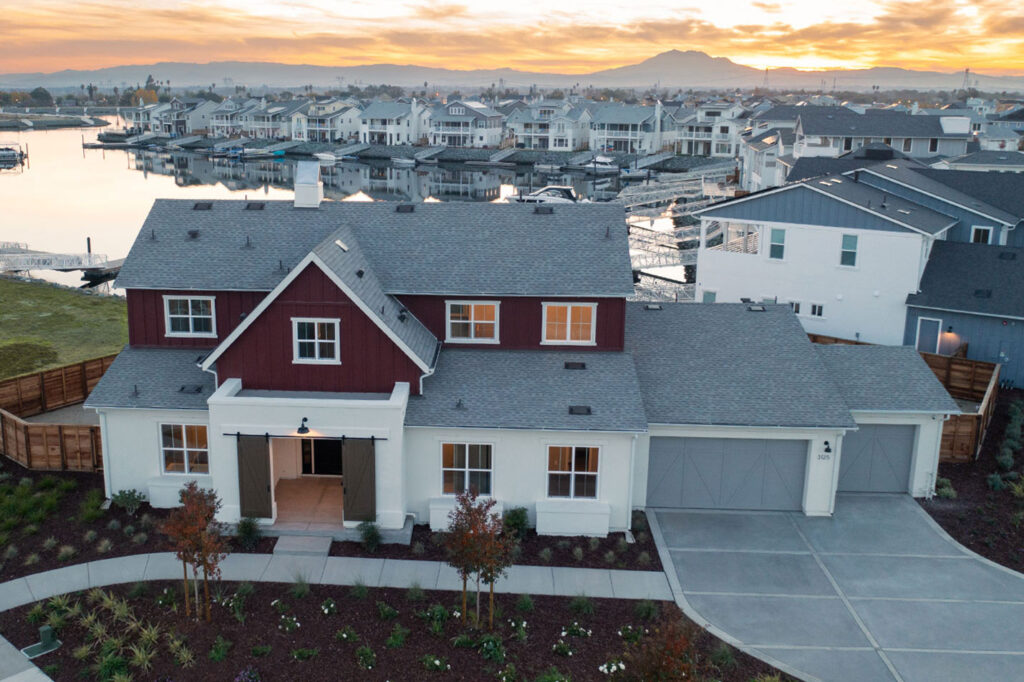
[[647, 437, 808, 510], [838, 424, 915, 493]]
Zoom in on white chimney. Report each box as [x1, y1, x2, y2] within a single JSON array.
[[294, 161, 323, 209]]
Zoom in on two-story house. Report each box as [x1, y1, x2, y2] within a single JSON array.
[[85, 166, 956, 536], [738, 128, 794, 191], [589, 102, 676, 155], [505, 100, 592, 151], [676, 101, 747, 158], [794, 108, 973, 159], [427, 100, 504, 148], [360, 99, 430, 145]]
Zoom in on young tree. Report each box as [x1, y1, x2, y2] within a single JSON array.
[[478, 512, 516, 630], [444, 489, 490, 625], [160, 481, 227, 622]]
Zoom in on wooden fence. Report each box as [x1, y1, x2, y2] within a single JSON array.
[[0, 355, 117, 419], [0, 409, 102, 471]]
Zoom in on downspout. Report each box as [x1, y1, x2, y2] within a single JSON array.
[[626, 433, 638, 536], [99, 411, 112, 499]]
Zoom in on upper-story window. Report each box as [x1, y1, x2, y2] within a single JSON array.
[[840, 234, 858, 266], [292, 318, 340, 364], [547, 445, 598, 499], [971, 226, 992, 244], [769, 228, 786, 260], [164, 296, 216, 338], [902, 138, 913, 152], [929, 138, 939, 153], [542, 302, 597, 345], [446, 301, 499, 343], [450, 106, 465, 115]]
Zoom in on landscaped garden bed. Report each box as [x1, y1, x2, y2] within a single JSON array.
[[920, 389, 1024, 572], [0, 580, 787, 681], [330, 510, 664, 572]]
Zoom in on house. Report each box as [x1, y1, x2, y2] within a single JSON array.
[[794, 108, 973, 159], [780, 143, 917, 184], [124, 101, 171, 134], [905, 242, 1024, 386], [427, 100, 504, 148], [359, 99, 430, 145], [589, 102, 676, 155], [676, 101, 747, 157], [505, 100, 593, 151], [941, 150, 1024, 173], [239, 99, 309, 140], [85, 170, 957, 535], [738, 128, 794, 191], [298, 99, 361, 143]]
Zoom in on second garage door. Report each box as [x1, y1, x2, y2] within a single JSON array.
[[647, 437, 808, 511], [838, 424, 916, 493]]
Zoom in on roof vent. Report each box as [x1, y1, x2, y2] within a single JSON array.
[[974, 288, 993, 298], [643, 303, 663, 311], [178, 384, 204, 394], [998, 252, 1017, 261], [568, 405, 592, 416], [564, 361, 587, 370], [355, 269, 365, 278], [398, 308, 408, 323], [534, 205, 554, 215], [396, 204, 415, 213], [747, 305, 766, 312], [186, 229, 200, 240], [245, 202, 265, 210], [243, 235, 253, 249], [334, 239, 349, 252], [192, 202, 212, 211]]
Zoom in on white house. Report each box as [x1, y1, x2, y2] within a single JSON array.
[[505, 100, 593, 151], [676, 101, 747, 157], [739, 128, 794, 191], [360, 99, 430, 145], [589, 102, 676, 155], [427, 100, 504, 148]]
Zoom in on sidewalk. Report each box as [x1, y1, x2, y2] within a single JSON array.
[[0, 553, 673, 681]]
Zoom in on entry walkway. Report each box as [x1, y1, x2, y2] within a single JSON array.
[[649, 494, 1024, 682], [0, 553, 672, 680]]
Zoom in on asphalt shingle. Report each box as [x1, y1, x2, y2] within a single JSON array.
[[84, 347, 214, 411], [906, 241, 1024, 320]]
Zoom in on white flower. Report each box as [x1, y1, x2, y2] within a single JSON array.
[[434, 659, 440, 665]]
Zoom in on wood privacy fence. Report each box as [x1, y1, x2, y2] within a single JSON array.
[[0, 355, 115, 472]]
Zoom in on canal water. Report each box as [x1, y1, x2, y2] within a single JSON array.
[[0, 118, 623, 288]]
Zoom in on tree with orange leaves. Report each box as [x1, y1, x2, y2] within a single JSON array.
[[160, 482, 228, 622]]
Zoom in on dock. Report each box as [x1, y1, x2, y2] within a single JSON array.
[[0, 243, 121, 287]]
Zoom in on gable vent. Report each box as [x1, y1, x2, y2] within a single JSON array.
[[245, 202, 265, 210], [396, 204, 415, 213], [643, 303, 663, 311], [534, 205, 554, 215], [178, 384, 204, 394], [186, 229, 200, 240], [568, 405, 592, 416], [998, 252, 1017, 261], [974, 289, 993, 298], [564, 361, 587, 370], [192, 202, 212, 211]]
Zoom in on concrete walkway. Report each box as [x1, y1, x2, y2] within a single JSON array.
[[0, 553, 672, 680], [650, 494, 1024, 682]]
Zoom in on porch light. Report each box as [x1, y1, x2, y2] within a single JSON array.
[[824, 441, 832, 453], [297, 417, 310, 435], [946, 325, 954, 334]]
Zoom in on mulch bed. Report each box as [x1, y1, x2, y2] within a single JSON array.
[[0, 580, 786, 681], [920, 388, 1024, 573], [329, 511, 664, 572]]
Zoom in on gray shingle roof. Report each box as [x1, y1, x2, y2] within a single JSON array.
[[625, 303, 856, 429], [84, 347, 214, 411], [809, 176, 957, 235], [360, 101, 413, 120], [798, 108, 971, 139], [405, 349, 648, 432], [948, 151, 1024, 167], [116, 201, 634, 297], [816, 345, 959, 414], [591, 104, 656, 125], [907, 241, 1024, 319], [311, 226, 438, 369]]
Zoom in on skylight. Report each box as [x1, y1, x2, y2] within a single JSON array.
[[334, 239, 349, 252]]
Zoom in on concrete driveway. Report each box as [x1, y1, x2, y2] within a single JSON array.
[[649, 494, 1024, 682]]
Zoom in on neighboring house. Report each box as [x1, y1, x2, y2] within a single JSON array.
[[939, 150, 1024, 172], [905, 242, 1024, 386], [739, 128, 794, 191], [85, 172, 956, 535], [210, 98, 252, 138], [360, 99, 430, 145], [124, 102, 171, 134], [589, 102, 676, 155], [781, 143, 916, 184], [794, 108, 973, 159], [240, 99, 309, 139], [428, 100, 504, 148], [676, 101, 747, 157], [748, 104, 839, 135], [693, 174, 958, 345], [505, 100, 592, 151], [298, 98, 362, 143]]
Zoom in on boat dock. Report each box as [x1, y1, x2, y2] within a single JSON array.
[[0, 242, 122, 287]]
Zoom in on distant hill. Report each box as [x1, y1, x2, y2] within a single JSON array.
[[2, 51, 1023, 93]]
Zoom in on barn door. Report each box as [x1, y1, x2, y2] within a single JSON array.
[[342, 439, 376, 522], [237, 435, 272, 518]]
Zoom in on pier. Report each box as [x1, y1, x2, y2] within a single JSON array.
[[0, 242, 122, 287]]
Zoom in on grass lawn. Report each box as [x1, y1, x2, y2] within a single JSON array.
[[0, 277, 126, 379]]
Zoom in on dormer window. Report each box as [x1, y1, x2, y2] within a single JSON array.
[[446, 301, 499, 343], [542, 302, 597, 345], [292, 318, 341, 364], [163, 296, 216, 338], [450, 106, 465, 116]]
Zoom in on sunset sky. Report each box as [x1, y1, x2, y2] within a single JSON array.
[[0, 0, 1021, 75]]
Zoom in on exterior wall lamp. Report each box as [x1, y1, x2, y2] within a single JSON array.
[[824, 441, 832, 453], [946, 325, 954, 333], [297, 417, 309, 435]]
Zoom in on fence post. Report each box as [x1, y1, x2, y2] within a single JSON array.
[[23, 423, 31, 468], [89, 427, 99, 470], [38, 372, 47, 413], [0, 412, 5, 457], [58, 425, 67, 471], [80, 361, 89, 402]]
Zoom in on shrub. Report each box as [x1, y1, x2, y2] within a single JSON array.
[[131, 532, 148, 545], [572, 546, 584, 562], [122, 524, 135, 537], [603, 550, 617, 564], [556, 539, 571, 551], [277, 613, 299, 633], [83, 529, 98, 543], [632, 510, 649, 531], [155, 587, 177, 610], [385, 623, 410, 648], [996, 453, 1015, 472], [106, 519, 121, 532], [208, 635, 232, 662], [2, 545, 16, 561], [421, 654, 450, 671], [562, 621, 592, 638], [127, 582, 148, 599], [406, 583, 426, 602], [235, 666, 262, 682], [111, 489, 146, 516], [358, 521, 381, 553], [250, 645, 271, 657], [569, 595, 595, 617], [551, 639, 574, 657], [20, 523, 38, 536], [588, 537, 601, 552], [78, 489, 105, 523], [334, 626, 359, 643], [710, 642, 737, 669], [616, 536, 630, 554], [411, 540, 425, 556], [451, 633, 475, 648], [503, 507, 529, 539], [355, 645, 376, 670], [634, 599, 659, 621], [320, 597, 337, 615], [935, 477, 957, 499], [291, 647, 319, 661], [638, 551, 652, 566], [618, 624, 646, 644], [236, 581, 255, 598], [1009, 478, 1024, 500], [376, 600, 399, 621], [235, 517, 262, 551], [27, 603, 46, 624], [622, 617, 702, 681], [57, 544, 76, 562], [289, 576, 311, 599], [349, 580, 368, 600], [96, 538, 114, 553], [477, 633, 506, 663], [515, 593, 534, 613], [41, 536, 58, 551], [139, 513, 156, 529], [636, 530, 650, 544], [22, 552, 39, 566], [987, 473, 1007, 491], [538, 547, 553, 563]]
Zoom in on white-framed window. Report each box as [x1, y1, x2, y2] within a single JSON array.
[[542, 302, 597, 345], [769, 228, 786, 260], [547, 445, 598, 499], [810, 304, 824, 317], [163, 296, 216, 338], [160, 424, 209, 474], [840, 234, 858, 267], [441, 442, 492, 495], [450, 106, 465, 116], [843, 137, 853, 151], [902, 138, 913, 152], [445, 301, 499, 343], [929, 138, 939, 153], [789, 301, 801, 314], [915, 316, 942, 353], [292, 318, 340, 364], [971, 226, 992, 244]]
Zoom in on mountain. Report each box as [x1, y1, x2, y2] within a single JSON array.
[[2, 52, 1023, 93]]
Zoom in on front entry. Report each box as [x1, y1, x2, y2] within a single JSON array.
[[301, 439, 343, 476], [237, 435, 273, 518], [342, 439, 376, 522]]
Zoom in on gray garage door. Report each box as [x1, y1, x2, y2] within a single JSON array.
[[838, 424, 916, 493], [647, 437, 808, 511]]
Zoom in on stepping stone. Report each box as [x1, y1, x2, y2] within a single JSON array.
[[273, 535, 332, 557]]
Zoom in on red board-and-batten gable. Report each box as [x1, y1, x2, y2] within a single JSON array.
[[201, 254, 433, 395]]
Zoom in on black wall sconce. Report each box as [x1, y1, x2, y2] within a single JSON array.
[[297, 417, 309, 435], [824, 441, 832, 453]]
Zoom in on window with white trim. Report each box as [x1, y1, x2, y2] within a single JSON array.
[[160, 424, 209, 474], [929, 138, 939, 153], [292, 318, 340, 363], [810, 304, 824, 317], [789, 301, 801, 314], [542, 302, 597, 345], [164, 296, 216, 337], [446, 301, 499, 343], [840, 234, 858, 266], [769, 228, 785, 260], [547, 446, 598, 498], [441, 443, 492, 495], [902, 138, 912, 152], [971, 226, 992, 244]]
